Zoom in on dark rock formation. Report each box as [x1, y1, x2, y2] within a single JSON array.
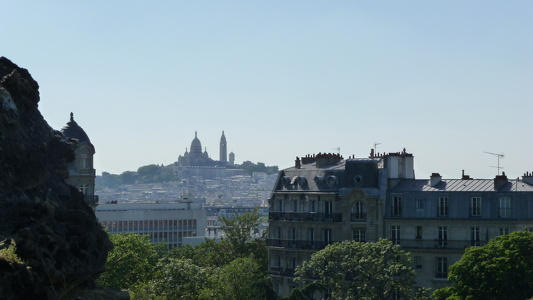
[[0, 57, 112, 299]]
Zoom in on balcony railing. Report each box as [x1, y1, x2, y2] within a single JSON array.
[[267, 238, 335, 250], [269, 267, 296, 277], [269, 212, 342, 222], [85, 195, 99, 206], [350, 213, 367, 222], [388, 238, 487, 250], [435, 272, 448, 279]]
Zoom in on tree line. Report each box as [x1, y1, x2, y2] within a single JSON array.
[[96, 210, 533, 299]]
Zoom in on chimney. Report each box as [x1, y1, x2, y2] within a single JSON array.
[[295, 156, 301, 169], [522, 171, 533, 185], [494, 172, 508, 190], [461, 170, 472, 180], [430, 173, 442, 187]]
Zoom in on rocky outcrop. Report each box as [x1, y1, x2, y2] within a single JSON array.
[[0, 57, 112, 299]]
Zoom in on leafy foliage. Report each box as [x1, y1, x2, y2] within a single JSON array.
[[130, 258, 208, 300], [238, 161, 279, 176], [201, 257, 273, 300], [0, 239, 21, 265], [434, 231, 533, 300], [294, 239, 416, 300], [97, 233, 160, 290], [219, 207, 261, 257]]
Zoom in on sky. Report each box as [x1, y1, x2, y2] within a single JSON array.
[[2, 1, 532, 179]]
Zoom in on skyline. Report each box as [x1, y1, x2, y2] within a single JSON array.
[[3, 1, 532, 179]]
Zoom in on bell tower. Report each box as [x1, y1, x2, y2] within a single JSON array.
[[220, 131, 227, 163]]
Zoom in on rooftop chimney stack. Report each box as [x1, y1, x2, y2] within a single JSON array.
[[295, 156, 301, 169], [462, 170, 472, 180], [494, 172, 509, 190], [522, 171, 533, 185], [430, 173, 442, 187]]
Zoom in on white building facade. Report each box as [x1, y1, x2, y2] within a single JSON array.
[[96, 202, 207, 249]]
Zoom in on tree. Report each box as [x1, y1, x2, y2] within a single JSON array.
[[434, 231, 533, 300], [200, 257, 274, 300], [219, 208, 261, 258], [97, 233, 160, 290], [130, 258, 208, 300], [294, 239, 416, 300]]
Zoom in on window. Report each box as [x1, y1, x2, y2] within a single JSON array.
[[81, 153, 90, 169], [438, 197, 448, 217], [499, 197, 511, 217], [499, 227, 509, 236], [352, 229, 366, 242], [391, 226, 401, 244], [415, 226, 422, 239], [437, 226, 447, 247], [324, 201, 333, 216], [323, 229, 332, 244], [471, 197, 481, 216], [414, 256, 422, 269], [309, 200, 316, 212], [79, 184, 88, 195], [292, 200, 298, 212], [307, 228, 314, 244], [436, 257, 448, 278], [392, 196, 402, 216], [351, 201, 366, 221], [470, 227, 480, 246], [416, 199, 424, 212]]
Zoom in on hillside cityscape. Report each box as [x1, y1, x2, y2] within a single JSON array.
[[60, 110, 533, 299]]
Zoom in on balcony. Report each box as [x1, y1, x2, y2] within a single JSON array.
[[269, 212, 342, 223], [85, 195, 99, 206], [435, 272, 448, 279], [350, 213, 367, 222], [267, 238, 334, 250], [387, 239, 487, 250], [269, 267, 296, 277]]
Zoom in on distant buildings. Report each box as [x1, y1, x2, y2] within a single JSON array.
[[267, 150, 533, 295], [96, 202, 206, 249], [61, 112, 98, 209]]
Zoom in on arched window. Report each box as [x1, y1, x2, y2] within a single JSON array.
[[351, 201, 366, 221]]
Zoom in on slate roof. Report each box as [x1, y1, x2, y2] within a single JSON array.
[[61, 112, 91, 144], [389, 179, 533, 193]]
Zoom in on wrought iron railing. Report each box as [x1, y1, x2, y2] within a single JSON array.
[[268, 212, 342, 222], [267, 238, 335, 250], [387, 238, 487, 250]]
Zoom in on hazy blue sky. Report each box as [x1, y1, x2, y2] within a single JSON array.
[[3, 1, 532, 179]]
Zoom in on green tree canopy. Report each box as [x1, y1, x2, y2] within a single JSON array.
[[200, 257, 274, 300], [130, 257, 208, 300], [97, 233, 160, 290], [219, 207, 261, 258], [434, 231, 533, 300], [294, 239, 416, 300]]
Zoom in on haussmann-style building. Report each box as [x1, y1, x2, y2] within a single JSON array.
[[267, 150, 533, 296]]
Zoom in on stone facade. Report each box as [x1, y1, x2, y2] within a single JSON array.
[[267, 151, 533, 296]]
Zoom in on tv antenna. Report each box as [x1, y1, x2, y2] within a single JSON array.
[[484, 151, 504, 175], [374, 142, 381, 154], [332, 147, 340, 154]]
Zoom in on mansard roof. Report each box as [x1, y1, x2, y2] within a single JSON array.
[[389, 178, 533, 193]]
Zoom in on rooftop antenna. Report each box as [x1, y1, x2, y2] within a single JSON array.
[[332, 147, 340, 154], [374, 142, 381, 155], [484, 151, 504, 175]]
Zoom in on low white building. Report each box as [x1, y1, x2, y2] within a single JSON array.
[[96, 202, 207, 249]]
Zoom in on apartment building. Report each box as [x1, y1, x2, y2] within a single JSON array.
[[267, 150, 533, 296]]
